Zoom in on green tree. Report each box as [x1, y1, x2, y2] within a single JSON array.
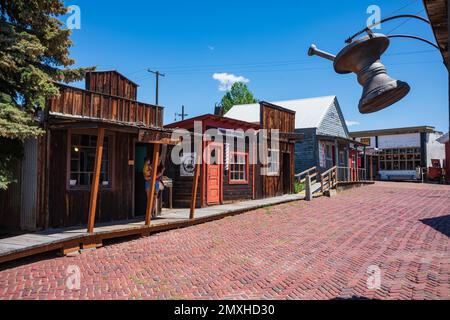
[[220, 82, 258, 114], [0, 0, 94, 189]]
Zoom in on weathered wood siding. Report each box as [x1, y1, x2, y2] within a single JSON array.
[[86, 71, 138, 100], [48, 85, 163, 128], [294, 128, 318, 174], [166, 147, 202, 208], [48, 129, 135, 228], [223, 142, 254, 202], [260, 102, 296, 198]]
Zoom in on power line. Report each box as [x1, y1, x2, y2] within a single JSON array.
[[131, 50, 435, 81], [386, 8, 426, 35], [388, 0, 419, 16], [136, 60, 441, 77]]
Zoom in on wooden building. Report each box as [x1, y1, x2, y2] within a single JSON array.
[[423, 0, 448, 67], [350, 126, 445, 181], [165, 103, 299, 206], [165, 114, 261, 207], [0, 71, 176, 232], [225, 96, 363, 179], [259, 102, 297, 197]]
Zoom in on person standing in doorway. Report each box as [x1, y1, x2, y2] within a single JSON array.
[[143, 157, 165, 217], [143, 156, 152, 198]]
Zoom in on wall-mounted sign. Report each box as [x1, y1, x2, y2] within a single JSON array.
[[180, 153, 196, 177], [360, 138, 371, 146], [138, 130, 180, 145]]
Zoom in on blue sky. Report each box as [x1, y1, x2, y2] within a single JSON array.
[[63, 0, 448, 132]]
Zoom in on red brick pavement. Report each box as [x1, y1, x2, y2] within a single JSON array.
[[0, 182, 449, 300]]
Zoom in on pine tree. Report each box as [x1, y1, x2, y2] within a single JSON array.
[[0, 0, 94, 189]]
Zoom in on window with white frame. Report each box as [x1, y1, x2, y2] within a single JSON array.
[[69, 134, 111, 188], [379, 148, 421, 171], [267, 148, 280, 176], [229, 152, 248, 183]]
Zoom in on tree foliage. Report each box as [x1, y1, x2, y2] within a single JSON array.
[[0, 0, 94, 189], [220, 82, 258, 114]]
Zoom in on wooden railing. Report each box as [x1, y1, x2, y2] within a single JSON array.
[[295, 166, 318, 185], [336, 167, 368, 182], [321, 166, 338, 194], [47, 84, 164, 128]]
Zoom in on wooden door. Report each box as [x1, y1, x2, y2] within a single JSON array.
[[206, 144, 222, 205], [282, 152, 291, 194]]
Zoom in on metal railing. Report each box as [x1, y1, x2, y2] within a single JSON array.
[[337, 167, 368, 182]]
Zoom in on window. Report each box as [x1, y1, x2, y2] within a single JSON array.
[[229, 152, 248, 184], [266, 148, 280, 176], [378, 148, 421, 171], [69, 133, 111, 188], [325, 144, 333, 160]]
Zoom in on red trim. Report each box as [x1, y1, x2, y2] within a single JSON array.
[[228, 152, 249, 185], [165, 114, 261, 131], [252, 144, 256, 199]]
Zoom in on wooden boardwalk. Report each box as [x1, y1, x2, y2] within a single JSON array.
[[0, 194, 304, 264]]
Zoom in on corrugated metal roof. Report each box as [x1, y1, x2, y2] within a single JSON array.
[[225, 96, 337, 129]]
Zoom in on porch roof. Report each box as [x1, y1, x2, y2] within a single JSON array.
[[317, 134, 367, 147], [48, 116, 178, 145]]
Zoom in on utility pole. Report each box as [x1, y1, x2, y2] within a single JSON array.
[[147, 69, 165, 105], [175, 105, 188, 121]]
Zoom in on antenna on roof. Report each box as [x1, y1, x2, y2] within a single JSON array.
[[175, 105, 188, 121]]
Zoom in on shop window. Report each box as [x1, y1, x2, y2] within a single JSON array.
[[379, 148, 421, 171], [229, 152, 248, 184], [267, 148, 280, 176], [69, 133, 112, 188]]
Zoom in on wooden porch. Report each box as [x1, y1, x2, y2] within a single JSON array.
[[0, 193, 304, 265]]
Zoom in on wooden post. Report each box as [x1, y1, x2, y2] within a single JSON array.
[[145, 144, 160, 226], [87, 127, 105, 234], [370, 156, 374, 181], [305, 175, 312, 201], [190, 145, 202, 219]]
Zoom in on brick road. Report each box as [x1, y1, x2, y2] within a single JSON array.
[[0, 182, 449, 300]]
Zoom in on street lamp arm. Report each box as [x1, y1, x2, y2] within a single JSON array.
[[345, 14, 431, 43], [386, 34, 441, 51]]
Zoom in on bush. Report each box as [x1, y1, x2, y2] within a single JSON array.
[[294, 181, 305, 193]]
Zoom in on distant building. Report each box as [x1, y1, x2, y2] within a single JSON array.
[[225, 96, 365, 175], [350, 126, 445, 181], [437, 132, 449, 183]]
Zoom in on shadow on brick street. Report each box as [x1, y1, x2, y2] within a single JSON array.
[[421, 214, 450, 238]]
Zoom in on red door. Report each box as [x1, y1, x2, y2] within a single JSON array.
[[206, 144, 222, 205]]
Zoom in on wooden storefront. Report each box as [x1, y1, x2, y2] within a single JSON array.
[[0, 71, 177, 232], [165, 114, 261, 208], [259, 102, 297, 198]]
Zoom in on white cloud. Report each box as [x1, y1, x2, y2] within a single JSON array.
[[346, 120, 360, 127], [212, 73, 249, 91]]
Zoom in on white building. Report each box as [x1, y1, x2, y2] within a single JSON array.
[[350, 126, 445, 181]]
